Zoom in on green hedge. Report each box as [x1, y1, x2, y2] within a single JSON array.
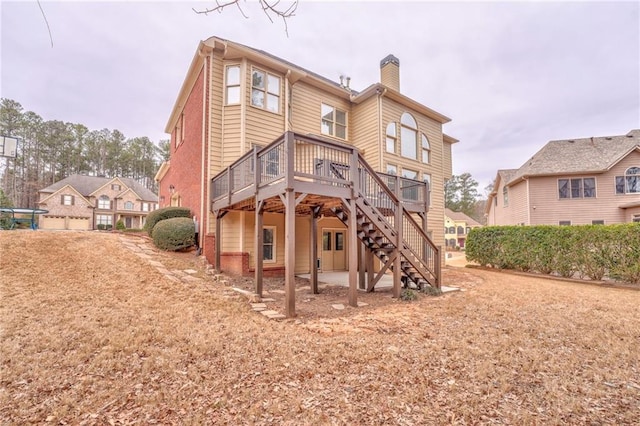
[[144, 206, 191, 236], [152, 217, 195, 251], [466, 224, 640, 284]]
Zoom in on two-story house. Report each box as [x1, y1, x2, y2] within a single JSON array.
[[486, 130, 640, 226], [444, 208, 482, 249], [156, 36, 457, 316], [38, 175, 158, 230]]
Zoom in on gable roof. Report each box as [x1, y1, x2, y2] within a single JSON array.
[[445, 208, 482, 227], [39, 175, 158, 201], [38, 184, 92, 206], [507, 129, 640, 185], [166, 36, 452, 132]]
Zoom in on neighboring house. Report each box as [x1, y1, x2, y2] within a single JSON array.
[[38, 175, 158, 230], [444, 208, 482, 249], [156, 36, 457, 315], [486, 129, 640, 226]]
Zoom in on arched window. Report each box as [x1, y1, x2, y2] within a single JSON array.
[[98, 195, 110, 209], [421, 134, 430, 164], [448, 226, 455, 234], [386, 123, 397, 153], [457, 226, 464, 235], [124, 201, 134, 210], [400, 113, 418, 159], [616, 167, 640, 194]]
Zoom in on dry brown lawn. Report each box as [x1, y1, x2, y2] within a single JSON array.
[[1, 231, 639, 425]]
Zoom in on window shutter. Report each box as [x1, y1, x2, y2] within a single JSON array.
[[61, 195, 64, 204], [71, 196, 75, 206], [110, 200, 113, 210]]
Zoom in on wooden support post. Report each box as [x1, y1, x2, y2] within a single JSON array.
[[393, 204, 402, 298], [214, 211, 225, 272], [358, 239, 366, 291], [348, 197, 358, 307], [255, 200, 264, 297], [310, 205, 320, 294], [366, 248, 374, 291], [284, 189, 296, 317]]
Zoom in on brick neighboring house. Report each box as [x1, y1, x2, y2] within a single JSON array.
[[38, 175, 158, 230], [156, 36, 458, 315], [444, 208, 482, 249], [486, 129, 640, 226]]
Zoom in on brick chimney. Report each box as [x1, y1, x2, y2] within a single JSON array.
[[380, 54, 400, 92]]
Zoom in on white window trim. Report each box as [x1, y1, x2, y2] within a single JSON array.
[[225, 64, 241, 106], [250, 67, 281, 114], [62, 195, 73, 206], [321, 103, 347, 139], [263, 226, 276, 263]]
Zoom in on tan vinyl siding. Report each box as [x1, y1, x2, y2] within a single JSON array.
[[529, 151, 640, 225], [222, 105, 242, 167], [209, 54, 224, 177], [244, 212, 287, 269], [487, 179, 528, 225], [290, 82, 351, 142], [442, 141, 453, 180], [294, 216, 311, 273], [380, 97, 446, 250], [221, 211, 243, 252], [245, 62, 286, 147], [351, 95, 380, 169]]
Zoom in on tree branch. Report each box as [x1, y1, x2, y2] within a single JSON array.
[[193, 0, 298, 36]]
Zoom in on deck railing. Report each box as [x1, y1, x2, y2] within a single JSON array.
[[211, 132, 429, 206]]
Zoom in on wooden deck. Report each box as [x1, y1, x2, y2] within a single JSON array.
[[210, 131, 440, 317]]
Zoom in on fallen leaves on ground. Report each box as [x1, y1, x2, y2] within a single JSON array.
[[1, 231, 639, 424]]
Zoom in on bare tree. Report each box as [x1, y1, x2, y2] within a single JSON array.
[[193, 0, 298, 35]]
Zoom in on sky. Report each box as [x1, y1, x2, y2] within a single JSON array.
[[1, 0, 639, 189]]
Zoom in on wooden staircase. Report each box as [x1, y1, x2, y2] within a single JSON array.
[[331, 153, 441, 291]]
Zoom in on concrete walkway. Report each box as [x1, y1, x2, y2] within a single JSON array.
[[297, 271, 459, 293]]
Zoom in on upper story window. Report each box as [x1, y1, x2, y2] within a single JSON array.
[[225, 65, 241, 105], [142, 202, 150, 212], [111, 184, 120, 191], [386, 123, 397, 153], [503, 186, 509, 206], [124, 201, 134, 210], [400, 113, 418, 160], [61, 194, 74, 206], [251, 68, 281, 113], [558, 177, 596, 199], [615, 167, 640, 194], [321, 103, 346, 139], [421, 134, 430, 164], [98, 195, 110, 209]]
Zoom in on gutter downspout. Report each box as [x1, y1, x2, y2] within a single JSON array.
[[199, 47, 208, 246], [285, 70, 291, 131], [377, 87, 387, 170], [525, 177, 530, 225]]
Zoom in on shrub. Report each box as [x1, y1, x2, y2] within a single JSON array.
[[115, 219, 126, 231], [400, 289, 417, 301], [144, 206, 191, 236], [152, 217, 195, 251], [466, 224, 640, 284]]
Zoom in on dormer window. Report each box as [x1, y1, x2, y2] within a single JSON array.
[[251, 68, 280, 113]]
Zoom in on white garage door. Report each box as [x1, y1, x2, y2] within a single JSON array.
[[41, 216, 66, 230], [68, 217, 90, 230]]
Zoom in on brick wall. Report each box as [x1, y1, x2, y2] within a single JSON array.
[[159, 66, 206, 222]]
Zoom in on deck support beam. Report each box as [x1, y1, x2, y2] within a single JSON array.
[[255, 200, 265, 297], [214, 210, 227, 272], [393, 206, 402, 298], [284, 189, 296, 317], [310, 205, 321, 294], [347, 197, 358, 307]]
